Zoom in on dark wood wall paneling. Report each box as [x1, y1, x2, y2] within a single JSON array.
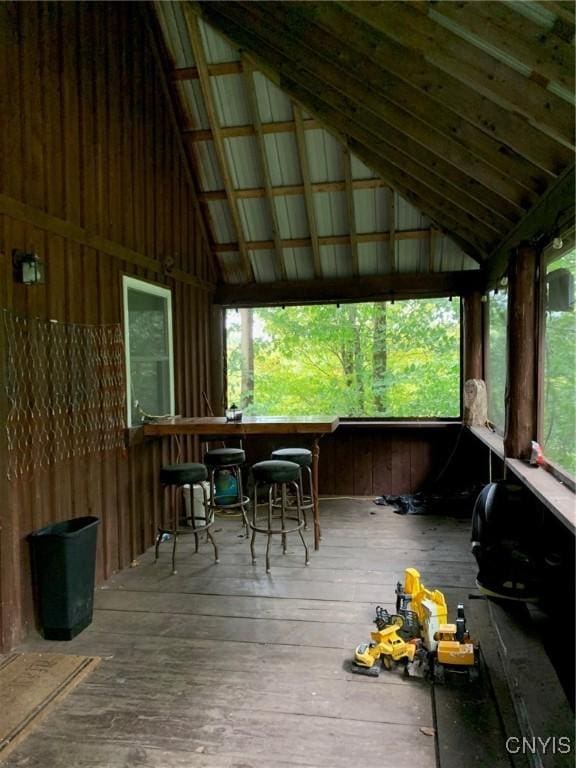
[[0, 2, 214, 650], [243, 424, 479, 497]]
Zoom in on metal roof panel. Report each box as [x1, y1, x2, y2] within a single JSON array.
[[219, 252, 245, 284], [211, 74, 251, 127], [198, 17, 240, 63], [194, 141, 223, 191], [320, 245, 353, 279], [305, 129, 343, 183], [264, 133, 303, 186], [351, 154, 378, 180], [397, 197, 430, 230], [238, 198, 274, 242], [154, 2, 195, 68], [283, 247, 315, 281], [253, 72, 294, 122], [250, 249, 281, 283], [207, 200, 236, 243], [358, 242, 390, 276], [274, 196, 309, 239], [313, 191, 349, 237], [224, 136, 263, 189], [354, 188, 390, 234], [176, 81, 209, 129]]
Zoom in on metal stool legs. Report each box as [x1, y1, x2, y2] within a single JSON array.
[[250, 479, 309, 573]]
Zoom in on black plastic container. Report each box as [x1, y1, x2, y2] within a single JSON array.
[[29, 516, 100, 640]]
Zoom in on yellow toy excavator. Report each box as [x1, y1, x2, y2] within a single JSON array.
[[432, 603, 479, 683]]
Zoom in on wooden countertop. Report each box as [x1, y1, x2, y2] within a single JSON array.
[[142, 416, 340, 437]]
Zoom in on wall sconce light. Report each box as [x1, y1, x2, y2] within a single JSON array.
[[12, 250, 45, 285]]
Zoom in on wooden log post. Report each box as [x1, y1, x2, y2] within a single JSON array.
[[504, 242, 538, 460], [463, 290, 484, 381]]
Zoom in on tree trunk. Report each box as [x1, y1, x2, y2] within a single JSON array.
[[240, 308, 254, 409], [372, 302, 387, 413]]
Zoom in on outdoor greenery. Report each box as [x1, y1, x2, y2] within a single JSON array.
[[226, 298, 461, 418], [543, 248, 576, 476], [487, 289, 507, 430]]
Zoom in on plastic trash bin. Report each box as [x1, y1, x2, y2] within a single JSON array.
[[29, 516, 100, 640]]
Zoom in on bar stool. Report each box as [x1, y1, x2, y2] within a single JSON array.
[[270, 447, 313, 528], [249, 460, 309, 573], [155, 462, 219, 574], [204, 447, 250, 535]]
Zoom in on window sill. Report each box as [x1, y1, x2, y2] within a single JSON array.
[[469, 426, 575, 535]]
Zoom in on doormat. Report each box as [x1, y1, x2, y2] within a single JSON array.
[[0, 652, 100, 760]]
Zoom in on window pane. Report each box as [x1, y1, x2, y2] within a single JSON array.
[[124, 279, 173, 425], [226, 299, 461, 417], [542, 247, 576, 475], [488, 290, 507, 430]]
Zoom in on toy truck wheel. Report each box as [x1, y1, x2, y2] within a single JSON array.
[[382, 655, 393, 670]]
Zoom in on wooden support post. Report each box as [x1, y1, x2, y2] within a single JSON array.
[[463, 290, 484, 381], [504, 242, 538, 460]]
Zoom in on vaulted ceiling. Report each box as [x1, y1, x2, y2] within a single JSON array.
[[154, 1, 575, 303]]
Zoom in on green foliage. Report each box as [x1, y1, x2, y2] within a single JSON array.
[[226, 299, 461, 418], [488, 290, 507, 430], [542, 249, 576, 475]]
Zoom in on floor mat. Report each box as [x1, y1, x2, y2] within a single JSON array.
[[0, 652, 100, 760]]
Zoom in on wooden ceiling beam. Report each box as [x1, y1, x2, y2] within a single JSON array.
[[186, 13, 254, 282], [184, 117, 321, 141], [344, 1, 574, 147], [537, 1, 576, 29], [219, 1, 527, 224], [200, 178, 388, 202], [343, 147, 359, 277], [194, 2, 508, 252], [172, 61, 242, 79], [246, 1, 545, 205], [486, 164, 575, 284], [426, 1, 574, 91], [214, 270, 484, 308], [288, 2, 572, 174], [213, 229, 432, 253], [293, 105, 322, 278], [242, 57, 287, 280]]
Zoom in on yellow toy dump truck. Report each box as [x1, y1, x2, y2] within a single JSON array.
[[353, 624, 419, 676], [431, 603, 479, 683]]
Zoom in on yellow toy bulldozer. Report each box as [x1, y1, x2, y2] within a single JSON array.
[[353, 624, 418, 676]]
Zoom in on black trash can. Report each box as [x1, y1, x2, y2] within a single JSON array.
[[29, 516, 100, 640]]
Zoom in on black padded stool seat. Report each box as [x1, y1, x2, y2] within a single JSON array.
[[248, 460, 308, 572], [252, 460, 300, 483], [155, 462, 217, 574], [271, 448, 312, 467], [159, 462, 208, 486], [204, 448, 246, 466]]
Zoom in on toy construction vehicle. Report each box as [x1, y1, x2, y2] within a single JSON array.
[[431, 604, 480, 683], [353, 624, 420, 676]]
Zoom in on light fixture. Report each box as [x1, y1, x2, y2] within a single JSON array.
[[12, 250, 45, 285]]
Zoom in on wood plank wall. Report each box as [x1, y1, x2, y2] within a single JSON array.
[[243, 424, 481, 497], [0, 2, 215, 650]]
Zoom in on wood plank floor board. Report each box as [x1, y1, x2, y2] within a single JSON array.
[[6, 498, 487, 768]]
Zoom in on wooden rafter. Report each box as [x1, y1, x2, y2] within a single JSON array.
[[191, 2, 499, 258], [206, 1, 526, 226], [185, 12, 254, 282], [242, 56, 287, 280], [285, 2, 572, 174], [537, 1, 576, 28], [239, 1, 544, 209], [214, 270, 484, 308], [344, 1, 574, 146], [184, 117, 320, 141], [426, 1, 574, 91], [293, 104, 322, 278], [213, 229, 439, 253], [200, 178, 388, 202], [343, 147, 358, 277]]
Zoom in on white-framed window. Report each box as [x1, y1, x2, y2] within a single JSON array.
[[122, 276, 174, 427]]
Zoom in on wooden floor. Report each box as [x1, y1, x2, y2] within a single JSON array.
[[4, 499, 489, 768]]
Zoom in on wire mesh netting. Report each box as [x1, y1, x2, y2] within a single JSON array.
[[3, 310, 126, 479]]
